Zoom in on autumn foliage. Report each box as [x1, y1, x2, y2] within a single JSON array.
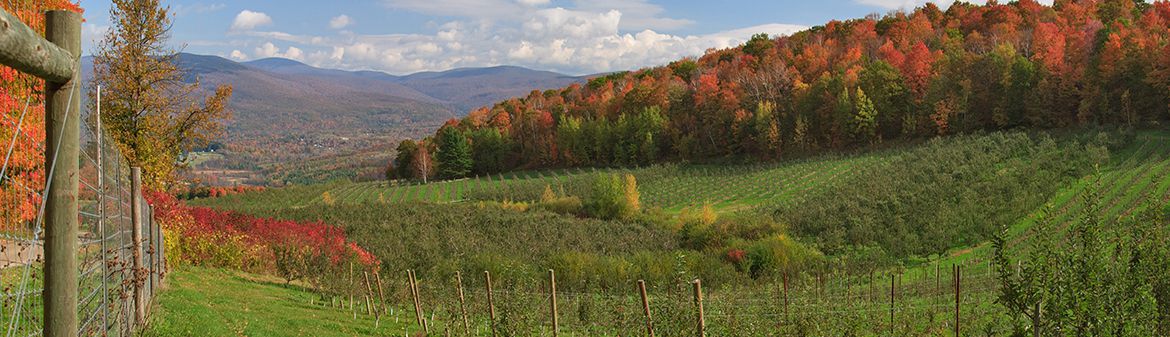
[[146, 191, 377, 288], [0, 1, 83, 227], [407, 0, 1170, 178]]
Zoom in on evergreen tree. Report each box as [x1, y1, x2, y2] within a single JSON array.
[[436, 127, 472, 179]]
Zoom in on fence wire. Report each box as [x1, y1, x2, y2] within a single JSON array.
[[1, 73, 165, 336]]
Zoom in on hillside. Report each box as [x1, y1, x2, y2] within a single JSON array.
[[403, 0, 1170, 181], [116, 54, 589, 185], [181, 128, 1170, 335]]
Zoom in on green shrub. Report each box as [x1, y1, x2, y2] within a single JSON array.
[[586, 173, 639, 220], [533, 196, 583, 216]]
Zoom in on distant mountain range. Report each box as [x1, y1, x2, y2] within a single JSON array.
[[84, 53, 588, 141], [80, 53, 590, 185]]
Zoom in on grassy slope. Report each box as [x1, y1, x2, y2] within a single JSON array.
[[144, 267, 417, 337]]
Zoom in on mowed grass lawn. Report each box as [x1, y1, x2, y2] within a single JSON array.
[[145, 267, 415, 337]]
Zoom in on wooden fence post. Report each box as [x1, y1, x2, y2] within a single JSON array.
[[485, 271, 497, 337], [41, 10, 82, 337], [131, 167, 146, 327], [455, 272, 469, 335], [955, 265, 961, 337], [638, 280, 655, 337], [936, 263, 941, 297], [548, 269, 558, 337], [693, 279, 705, 337]]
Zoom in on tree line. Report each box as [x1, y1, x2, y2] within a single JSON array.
[[391, 0, 1170, 181]]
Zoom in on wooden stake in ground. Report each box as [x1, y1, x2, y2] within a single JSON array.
[[375, 271, 388, 316], [954, 264, 961, 337], [548, 269, 559, 337], [693, 279, 705, 337], [485, 271, 497, 337], [889, 274, 895, 334], [638, 280, 655, 337], [363, 272, 376, 316], [782, 272, 789, 321], [408, 270, 426, 333], [455, 271, 470, 335]]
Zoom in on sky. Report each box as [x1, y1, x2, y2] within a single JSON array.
[[76, 0, 1045, 76]]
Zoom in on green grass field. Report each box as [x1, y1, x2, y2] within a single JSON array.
[[144, 267, 419, 337]]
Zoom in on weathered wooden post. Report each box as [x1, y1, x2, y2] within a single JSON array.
[[638, 280, 654, 337], [408, 270, 426, 332], [485, 271, 497, 337], [363, 272, 376, 317], [955, 265, 961, 337], [782, 271, 789, 321], [131, 167, 146, 327], [38, 9, 82, 337], [889, 273, 895, 335], [149, 205, 158, 299], [375, 271, 389, 316], [548, 269, 558, 337], [1033, 302, 1041, 337], [693, 279, 705, 337], [455, 272, 470, 336]]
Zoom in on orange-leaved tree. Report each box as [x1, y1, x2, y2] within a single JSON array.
[[0, 1, 83, 227], [89, 0, 232, 189]]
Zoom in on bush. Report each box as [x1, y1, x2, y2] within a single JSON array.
[[533, 196, 583, 216], [146, 191, 378, 295]]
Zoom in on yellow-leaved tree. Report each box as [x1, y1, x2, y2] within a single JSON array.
[[89, 0, 232, 188]]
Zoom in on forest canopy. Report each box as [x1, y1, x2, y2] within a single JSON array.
[[396, 0, 1170, 180]]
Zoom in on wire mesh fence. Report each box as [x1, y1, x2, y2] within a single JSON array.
[[320, 264, 1005, 337], [1, 21, 166, 335]]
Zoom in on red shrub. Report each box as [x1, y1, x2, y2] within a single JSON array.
[[145, 190, 378, 284]]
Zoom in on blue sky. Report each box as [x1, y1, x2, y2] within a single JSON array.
[[77, 0, 1018, 75]]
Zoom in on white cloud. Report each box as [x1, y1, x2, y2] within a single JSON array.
[[82, 23, 110, 52], [254, 42, 304, 61], [572, 0, 693, 31], [217, 2, 803, 75], [229, 50, 248, 60], [231, 10, 273, 31], [856, 0, 1053, 10], [329, 15, 353, 29]]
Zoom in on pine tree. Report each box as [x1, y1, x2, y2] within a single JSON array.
[[436, 127, 472, 179]]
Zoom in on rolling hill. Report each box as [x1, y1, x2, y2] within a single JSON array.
[[82, 53, 589, 185]]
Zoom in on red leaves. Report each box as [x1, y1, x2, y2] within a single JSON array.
[[878, 41, 905, 70], [1032, 22, 1067, 74], [145, 191, 378, 273], [902, 41, 936, 99], [726, 249, 747, 265]]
